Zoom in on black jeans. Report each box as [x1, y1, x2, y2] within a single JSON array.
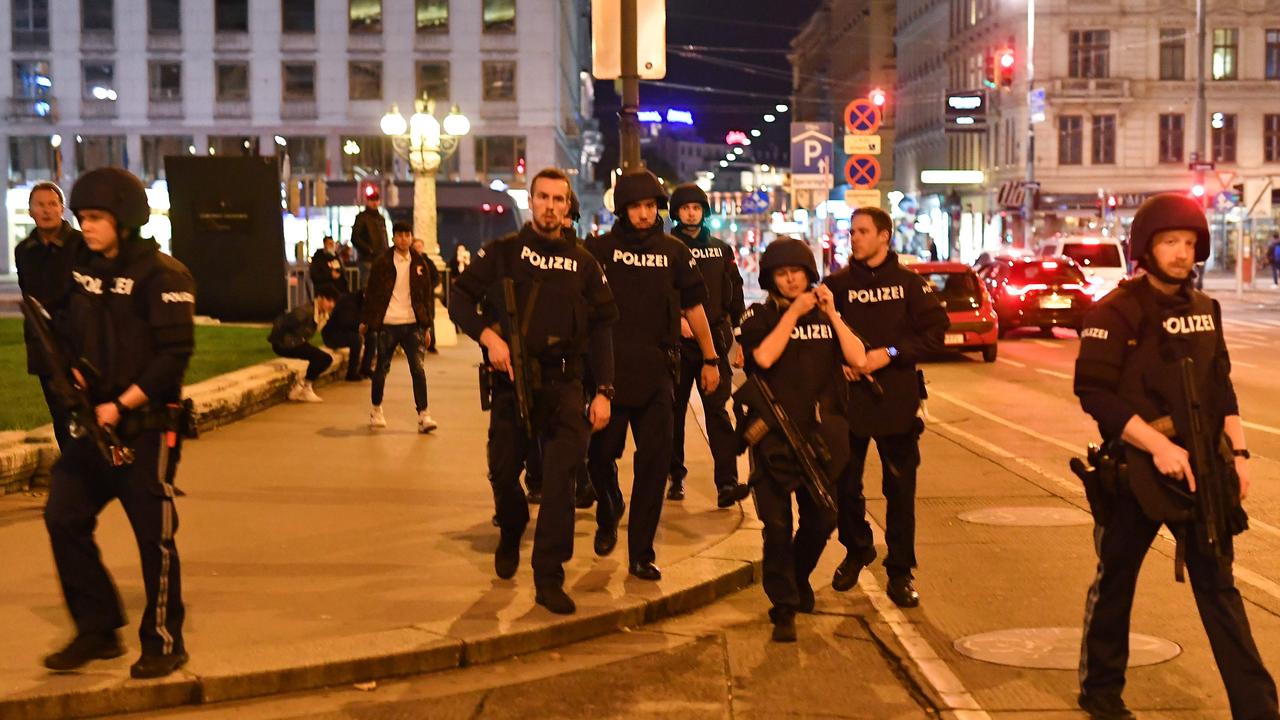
[[273, 342, 333, 382], [1080, 491, 1277, 716], [671, 344, 737, 490], [322, 327, 363, 379], [751, 461, 834, 611], [488, 379, 591, 587], [371, 324, 428, 412], [837, 432, 920, 578], [588, 379, 675, 566], [45, 431, 185, 656]]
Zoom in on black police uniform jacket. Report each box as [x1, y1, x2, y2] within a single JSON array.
[[586, 222, 708, 407], [361, 249, 436, 331], [676, 225, 745, 353], [451, 222, 619, 385], [823, 252, 950, 437], [736, 298, 851, 490], [350, 208, 388, 263], [1074, 277, 1242, 521], [309, 248, 346, 294], [63, 238, 196, 408], [15, 220, 84, 375]]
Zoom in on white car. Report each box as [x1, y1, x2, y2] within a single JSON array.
[[1038, 237, 1127, 299]]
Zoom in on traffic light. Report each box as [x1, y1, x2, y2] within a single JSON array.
[[983, 53, 997, 89], [515, 156, 526, 180], [869, 87, 887, 107], [1191, 181, 1207, 208], [997, 48, 1015, 88]]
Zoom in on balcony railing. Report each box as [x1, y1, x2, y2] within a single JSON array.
[[81, 29, 115, 51], [281, 99, 317, 119], [215, 99, 250, 119], [6, 96, 57, 121], [149, 98, 183, 119], [281, 33, 316, 52], [81, 98, 118, 119], [215, 31, 251, 52], [147, 31, 181, 51], [1050, 77, 1131, 99]]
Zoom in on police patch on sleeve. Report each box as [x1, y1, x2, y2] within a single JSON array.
[[1080, 327, 1109, 341]]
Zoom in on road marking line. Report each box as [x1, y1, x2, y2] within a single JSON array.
[[1032, 339, 1062, 348], [1233, 360, 1260, 368], [1035, 368, 1073, 380], [862, 517, 992, 717], [933, 389, 1079, 453], [1228, 341, 1263, 349], [995, 357, 1026, 368], [931, 394, 1280, 602], [1224, 318, 1272, 329], [1244, 420, 1280, 437], [1253, 318, 1280, 328]]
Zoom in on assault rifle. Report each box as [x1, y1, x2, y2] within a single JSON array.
[[733, 375, 838, 517], [1178, 356, 1236, 568], [501, 278, 538, 437], [20, 296, 134, 466]]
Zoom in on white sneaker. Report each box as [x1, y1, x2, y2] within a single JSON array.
[[417, 411, 438, 434], [297, 382, 323, 403], [369, 406, 387, 428], [287, 382, 305, 401]]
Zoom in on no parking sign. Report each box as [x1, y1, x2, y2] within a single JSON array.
[[844, 98, 883, 135], [844, 155, 881, 189]]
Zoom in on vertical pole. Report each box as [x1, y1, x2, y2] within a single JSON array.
[[1194, 0, 1208, 253], [618, 0, 644, 172], [1022, 0, 1036, 248], [413, 167, 442, 268]]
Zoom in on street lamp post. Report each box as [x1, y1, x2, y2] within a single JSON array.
[[380, 97, 470, 268]]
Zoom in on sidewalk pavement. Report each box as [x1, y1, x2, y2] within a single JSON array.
[[0, 339, 762, 720]]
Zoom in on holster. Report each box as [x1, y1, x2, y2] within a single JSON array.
[[1070, 440, 1126, 526]]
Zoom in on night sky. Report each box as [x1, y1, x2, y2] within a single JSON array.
[[593, 0, 824, 180]]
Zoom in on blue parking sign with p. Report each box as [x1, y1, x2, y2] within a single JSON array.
[[790, 122, 833, 176]]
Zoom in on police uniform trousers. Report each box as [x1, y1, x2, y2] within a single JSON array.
[[751, 460, 834, 612], [523, 439, 589, 497], [44, 430, 185, 656], [588, 378, 675, 566], [671, 344, 737, 490], [837, 432, 920, 577], [488, 377, 591, 588], [1080, 491, 1278, 717]]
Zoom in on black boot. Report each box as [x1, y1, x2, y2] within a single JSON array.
[[628, 560, 662, 581], [130, 651, 189, 679], [831, 548, 876, 592], [770, 607, 797, 643], [886, 575, 920, 608], [43, 631, 126, 671], [575, 480, 596, 509], [666, 477, 685, 501], [1077, 692, 1136, 720], [534, 585, 576, 615], [796, 578, 816, 614], [495, 531, 521, 580], [716, 482, 751, 508]]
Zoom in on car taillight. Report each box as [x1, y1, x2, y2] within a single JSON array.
[[1005, 283, 1047, 298]]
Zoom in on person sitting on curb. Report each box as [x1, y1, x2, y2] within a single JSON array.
[[269, 285, 340, 402], [361, 223, 437, 432], [321, 289, 366, 382]]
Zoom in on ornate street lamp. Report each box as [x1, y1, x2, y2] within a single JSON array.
[[380, 96, 470, 266]]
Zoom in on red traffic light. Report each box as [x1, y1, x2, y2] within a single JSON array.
[[1107, 195, 1117, 208], [997, 48, 1016, 88], [869, 88, 887, 107], [999, 50, 1015, 68], [1191, 183, 1205, 198]]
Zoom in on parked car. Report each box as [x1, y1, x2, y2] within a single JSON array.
[[979, 256, 1093, 337], [1037, 236, 1127, 299], [909, 261, 1000, 362]]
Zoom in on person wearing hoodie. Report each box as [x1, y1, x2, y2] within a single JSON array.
[[666, 183, 749, 507], [269, 285, 341, 401], [585, 170, 720, 582], [41, 167, 195, 679], [822, 206, 949, 609]]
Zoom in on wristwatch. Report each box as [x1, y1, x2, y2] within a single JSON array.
[[1232, 448, 1251, 460], [596, 384, 616, 401], [703, 356, 721, 366], [112, 398, 129, 416], [885, 346, 899, 360]]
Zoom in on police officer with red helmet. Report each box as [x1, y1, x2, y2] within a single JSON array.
[[41, 167, 195, 679], [1073, 193, 1277, 719]]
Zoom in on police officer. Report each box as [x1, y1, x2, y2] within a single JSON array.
[[736, 238, 865, 642], [15, 181, 83, 451], [450, 167, 618, 615], [666, 183, 749, 507], [823, 206, 948, 607], [585, 170, 720, 581], [1073, 193, 1277, 720], [41, 167, 195, 679]]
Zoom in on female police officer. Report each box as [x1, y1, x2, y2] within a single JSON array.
[[42, 167, 196, 679]]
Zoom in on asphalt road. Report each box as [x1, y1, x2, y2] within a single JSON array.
[[116, 291, 1280, 719]]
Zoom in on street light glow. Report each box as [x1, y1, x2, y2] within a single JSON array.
[[750, 129, 762, 137], [763, 114, 776, 123], [720, 160, 729, 167], [379, 105, 408, 137], [273, 135, 287, 147], [775, 104, 788, 113], [442, 104, 471, 137]]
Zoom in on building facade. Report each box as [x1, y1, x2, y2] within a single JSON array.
[[2, 0, 594, 272], [895, 0, 1280, 262]]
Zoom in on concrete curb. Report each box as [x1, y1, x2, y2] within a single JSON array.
[[0, 528, 762, 719], [0, 350, 350, 495]]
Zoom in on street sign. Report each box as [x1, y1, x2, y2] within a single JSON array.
[[1028, 88, 1046, 124], [792, 174, 834, 190], [1244, 178, 1274, 219], [591, 0, 667, 80], [945, 90, 988, 133], [1189, 161, 1216, 172], [1214, 191, 1237, 212], [843, 134, 882, 155], [741, 189, 770, 214], [844, 155, 881, 189], [844, 98, 883, 135], [844, 189, 882, 207], [790, 122, 834, 177]]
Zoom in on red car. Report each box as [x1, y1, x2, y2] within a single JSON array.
[[909, 262, 1000, 363], [979, 256, 1093, 337]]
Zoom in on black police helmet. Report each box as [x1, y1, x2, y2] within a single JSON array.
[[1128, 193, 1210, 266], [568, 189, 581, 222], [613, 170, 668, 211], [759, 237, 818, 293], [669, 183, 710, 220], [69, 167, 150, 229]]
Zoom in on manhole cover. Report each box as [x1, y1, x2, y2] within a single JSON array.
[[954, 627, 1180, 669], [958, 506, 1093, 527]]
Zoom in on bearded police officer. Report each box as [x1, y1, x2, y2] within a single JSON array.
[[1073, 193, 1277, 720], [450, 168, 617, 615], [41, 168, 195, 678], [823, 206, 948, 608], [666, 183, 749, 507], [586, 170, 720, 581]]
